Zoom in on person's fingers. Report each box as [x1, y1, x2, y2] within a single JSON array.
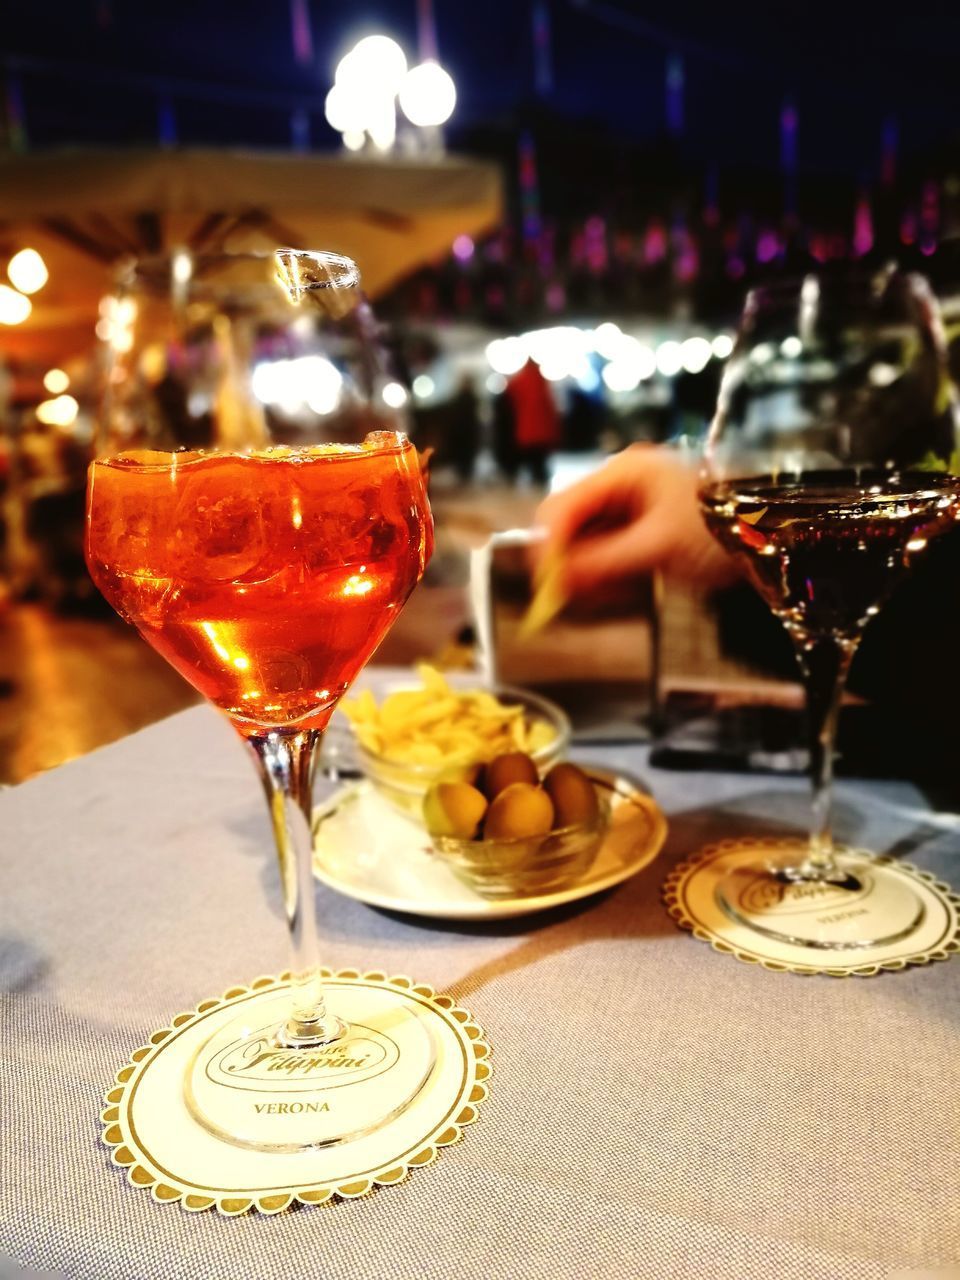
[[561, 519, 671, 592], [536, 473, 616, 549], [530, 483, 607, 576], [534, 446, 662, 551]]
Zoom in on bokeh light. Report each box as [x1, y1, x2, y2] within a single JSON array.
[[486, 336, 527, 376], [0, 284, 32, 325], [8, 248, 48, 294], [382, 381, 409, 408], [36, 395, 79, 427], [398, 61, 457, 128], [679, 336, 713, 374], [655, 340, 684, 377], [338, 35, 407, 94]]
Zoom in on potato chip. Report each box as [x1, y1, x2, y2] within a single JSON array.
[[340, 665, 557, 767], [519, 547, 568, 638]]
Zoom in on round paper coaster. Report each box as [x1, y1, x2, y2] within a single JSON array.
[[663, 838, 960, 977], [100, 971, 491, 1214]]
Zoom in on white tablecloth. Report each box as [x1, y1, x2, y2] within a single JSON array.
[[2, 674, 960, 1279]]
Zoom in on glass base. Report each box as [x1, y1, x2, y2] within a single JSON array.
[[185, 986, 436, 1152], [715, 849, 925, 950], [275, 1012, 348, 1049]]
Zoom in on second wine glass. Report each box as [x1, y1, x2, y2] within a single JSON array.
[[699, 268, 960, 951]]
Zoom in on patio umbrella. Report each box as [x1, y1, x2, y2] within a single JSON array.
[[0, 146, 502, 364]]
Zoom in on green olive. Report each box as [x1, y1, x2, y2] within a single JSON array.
[[483, 751, 539, 799], [543, 763, 599, 827], [423, 782, 488, 839], [483, 782, 554, 840]]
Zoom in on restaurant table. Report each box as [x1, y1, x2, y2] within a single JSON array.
[[2, 670, 959, 1280]]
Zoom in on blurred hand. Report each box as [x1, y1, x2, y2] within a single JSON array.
[[534, 444, 736, 595]]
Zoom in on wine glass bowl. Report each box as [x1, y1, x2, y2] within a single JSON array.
[[86, 440, 430, 736], [99, 249, 404, 455], [699, 268, 960, 950], [707, 270, 956, 481]]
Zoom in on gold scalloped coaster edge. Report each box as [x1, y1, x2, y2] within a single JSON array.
[[100, 970, 492, 1216], [662, 838, 960, 978]]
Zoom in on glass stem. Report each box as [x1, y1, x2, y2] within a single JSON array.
[[246, 728, 346, 1047], [792, 635, 857, 881]]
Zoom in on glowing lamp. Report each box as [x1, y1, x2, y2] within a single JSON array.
[[398, 61, 456, 128]]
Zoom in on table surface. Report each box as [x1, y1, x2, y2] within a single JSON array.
[[2, 670, 959, 1280]]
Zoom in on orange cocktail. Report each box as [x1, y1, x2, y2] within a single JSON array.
[[85, 434, 433, 735]]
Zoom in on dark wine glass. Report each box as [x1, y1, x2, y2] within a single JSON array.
[[700, 267, 960, 951]]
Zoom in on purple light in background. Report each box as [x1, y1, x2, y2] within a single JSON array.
[[417, 0, 439, 61], [881, 117, 898, 186], [727, 257, 745, 279], [519, 132, 542, 245], [919, 181, 940, 256], [853, 196, 873, 257], [290, 0, 314, 65], [585, 216, 608, 272], [532, 0, 553, 96], [756, 231, 779, 263], [452, 234, 475, 262], [781, 101, 798, 216], [666, 55, 684, 135], [900, 210, 917, 245], [545, 282, 566, 311], [644, 221, 667, 264], [676, 248, 699, 282], [780, 103, 798, 172]]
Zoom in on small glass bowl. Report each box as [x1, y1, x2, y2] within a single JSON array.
[[354, 680, 571, 817], [429, 798, 610, 900]]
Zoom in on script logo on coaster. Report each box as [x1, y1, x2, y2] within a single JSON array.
[[207, 1022, 400, 1094], [737, 869, 874, 918]]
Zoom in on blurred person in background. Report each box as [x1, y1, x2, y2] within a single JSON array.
[[448, 373, 481, 484], [504, 357, 561, 486]]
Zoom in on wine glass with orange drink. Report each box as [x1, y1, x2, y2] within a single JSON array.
[[86, 251, 434, 1148]]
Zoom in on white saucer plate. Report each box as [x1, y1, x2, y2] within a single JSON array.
[[313, 767, 668, 920]]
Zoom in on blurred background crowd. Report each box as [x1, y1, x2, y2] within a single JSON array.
[[3, 0, 960, 782]]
